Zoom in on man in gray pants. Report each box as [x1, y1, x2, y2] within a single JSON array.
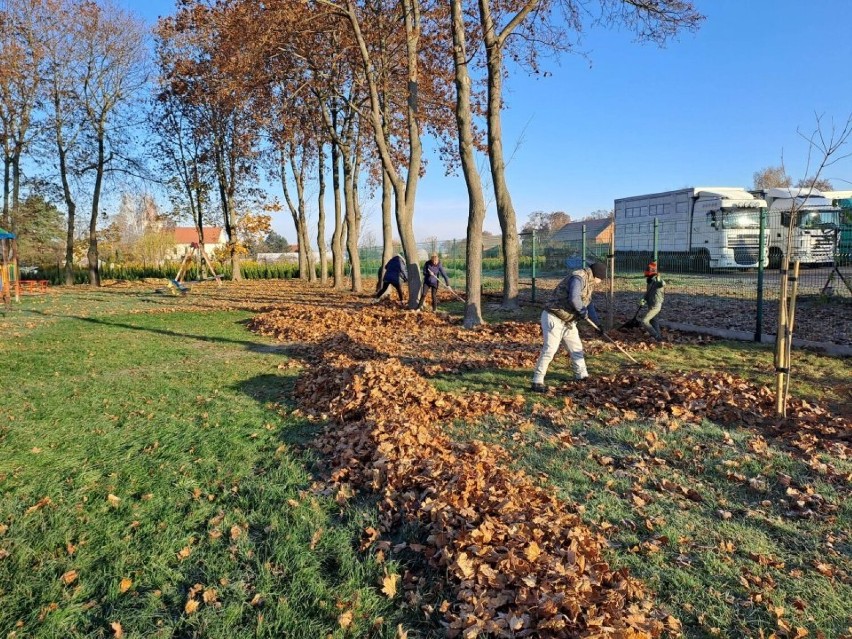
[[638, 261, 665, 341], [531, 261, 606, 392]]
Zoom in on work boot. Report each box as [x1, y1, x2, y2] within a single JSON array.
[[530, 382, 548, 393]]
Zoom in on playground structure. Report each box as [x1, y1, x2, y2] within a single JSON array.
[[166, 242, 222, 295], [0, 227, 20, 305]]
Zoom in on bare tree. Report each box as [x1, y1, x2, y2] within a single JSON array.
[[794, 176, 833, 192], [774, 113, 852, 417], [753, 165, 792, 190], [0, 0, 46, 239], [473, 0, 702, 310], [76, 0, 148, 286], [450, 0, 488, 326]]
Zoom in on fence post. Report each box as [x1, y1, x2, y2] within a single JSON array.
[[531, 230, 537, 302], [582, 224, 587, 264], [755, 206, 766, 342], [653, 217, 659, 263]]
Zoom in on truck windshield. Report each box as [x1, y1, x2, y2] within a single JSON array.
[[721, 210, 760, 228], [797, 210, 838, 229]]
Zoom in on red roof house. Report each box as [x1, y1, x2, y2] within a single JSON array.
[[172, 227, 227, 258]]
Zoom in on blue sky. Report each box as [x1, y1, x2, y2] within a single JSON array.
[[123, 0, 852, 244]]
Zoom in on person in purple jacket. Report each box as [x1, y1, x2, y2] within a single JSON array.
[[418, 252, 450, 311], [375, 254, 408, 301]]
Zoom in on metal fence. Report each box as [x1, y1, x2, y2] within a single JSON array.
[[357, 218, 852, 349]]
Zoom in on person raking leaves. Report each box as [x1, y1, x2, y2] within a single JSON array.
[[375, 253, 408, 302], [531, 261, 606, 392], [637, 261, 666, 341], [418, 252, 450, 312]]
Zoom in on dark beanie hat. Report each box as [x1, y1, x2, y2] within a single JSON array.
[[589, 262, 606, 280]]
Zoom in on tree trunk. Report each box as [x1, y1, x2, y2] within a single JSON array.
[[11, 153, 21, 293], [452, 0, 486, 327], [484, 43, 519, 309], [2, 154, 9, 229], [317, 142, 328, 284], [344, 0, 422, 306], [280, 149, 309, 280], [222, 196, 241, 281], [330, 139, 344, 288], [294, 148, 316, 282], [379, 168, 393, 290], [57, 139, 76, 286], [87, 134, 106, 287], [343, 155, 361, 292]]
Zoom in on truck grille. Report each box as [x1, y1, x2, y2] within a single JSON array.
[[734, 247, 760, 265], [728, 234, 760, 247]]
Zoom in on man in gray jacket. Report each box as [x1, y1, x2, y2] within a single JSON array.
[[530, 261, 606, 392]]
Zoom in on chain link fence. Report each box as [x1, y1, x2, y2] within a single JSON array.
[[358, 212, 851, 348]]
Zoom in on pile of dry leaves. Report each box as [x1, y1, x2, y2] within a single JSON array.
[[297, 342, 674, 638], [559, 371, 850, 460], [248, 299, 847, 637]]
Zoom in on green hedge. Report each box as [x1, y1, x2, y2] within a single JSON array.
[[39, 260, 303, 285]]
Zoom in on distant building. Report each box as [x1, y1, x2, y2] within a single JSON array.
[[546, 219, 613, 268], [172, 227, 227, 258], [549, 218, 613, 245], [257, 244, 319, 263]]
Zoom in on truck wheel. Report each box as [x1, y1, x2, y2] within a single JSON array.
[[768, 247, 782, 270]]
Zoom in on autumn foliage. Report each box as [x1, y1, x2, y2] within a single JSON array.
[[245, 290, 852, 637]]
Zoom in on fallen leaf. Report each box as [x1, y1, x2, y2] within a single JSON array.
[[338, 609, 354, 629], [119, 578, 132, 593], [381, 573, 399, 598], [110, 621, 123, 638], [61, 570, 78, 585], [184, 599, 199, 615]]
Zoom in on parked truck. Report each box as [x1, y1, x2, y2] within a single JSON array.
[[750, 188, 840, 268], [822, 190, 852, 262], [614, 187, 768, 271]]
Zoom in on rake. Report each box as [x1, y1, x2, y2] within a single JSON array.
[[584, 317, 641, 365]]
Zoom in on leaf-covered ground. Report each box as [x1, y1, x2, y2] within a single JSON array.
[[1, 280, 849, 638]]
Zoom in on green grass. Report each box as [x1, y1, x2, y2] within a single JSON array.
[[0, 294, 410, 638], [434, 361, 851, 638], [1, 285, 849, 638]]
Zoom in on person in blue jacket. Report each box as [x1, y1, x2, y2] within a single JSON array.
[[418, 252, 450, 311], [375, 254, 408, 301]]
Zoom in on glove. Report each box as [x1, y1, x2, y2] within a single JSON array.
[[578, 308, 589, 320], [597, 326, 605, 336]]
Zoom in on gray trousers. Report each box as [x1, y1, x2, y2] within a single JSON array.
[[532, 310, 588, 383], [640, 302, 663, 339]]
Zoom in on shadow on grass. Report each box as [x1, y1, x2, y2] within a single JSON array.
[[22, 307, 287, 355]]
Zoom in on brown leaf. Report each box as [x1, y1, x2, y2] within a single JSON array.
[[338, 609, 354, 629], [61, 570, 78, 585], [110, 621, 123, 638], [119, 578, 132, 593], [184, 599, 199, 615], [381, 573, 399, 598], [524, 541, 542, 563]]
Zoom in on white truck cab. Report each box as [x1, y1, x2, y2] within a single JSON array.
[[614, 187, 768, 270], [751, 188, 840, 267]]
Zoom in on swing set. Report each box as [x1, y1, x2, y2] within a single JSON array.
[[165, 242, 222, 295]]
